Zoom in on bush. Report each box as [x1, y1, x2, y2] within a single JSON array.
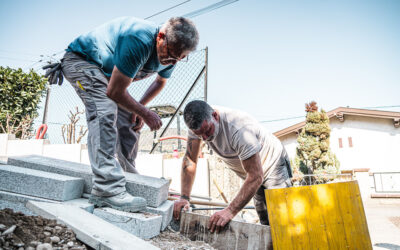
[[294, 101, 340, 184], [0, 66, 47, 138]]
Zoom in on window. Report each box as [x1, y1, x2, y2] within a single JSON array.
[[348, 137, 353, 147], [338, 138, 343, 148]]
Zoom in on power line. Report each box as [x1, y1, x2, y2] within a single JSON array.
[[183, 0, 238, 19], [23, 50, 65, 71], [260, 116, 304, 123], [361, 105, 400, 109], [145, 0, 191, 20]]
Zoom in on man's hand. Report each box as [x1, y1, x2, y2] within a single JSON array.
[[208, 207, 235, 233], [131, 114, 144, 132], [143, 110, 162, 131], [173, 198, 190, 220]]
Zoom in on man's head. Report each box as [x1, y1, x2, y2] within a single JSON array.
[[157, 17, 199, 65], [184, 100, 220, 141]]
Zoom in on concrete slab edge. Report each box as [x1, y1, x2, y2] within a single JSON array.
[[26, 201, 159, 250]]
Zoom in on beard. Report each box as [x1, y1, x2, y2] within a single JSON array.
[[205, 119, 220, 142]]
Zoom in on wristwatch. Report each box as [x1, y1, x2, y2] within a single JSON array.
[[181, 195, 190, 201]]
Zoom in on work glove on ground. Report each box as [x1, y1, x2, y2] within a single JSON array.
[[43, 62, 64, 86]]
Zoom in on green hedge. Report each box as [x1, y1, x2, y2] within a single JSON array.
[[0, 66, 47, 137]]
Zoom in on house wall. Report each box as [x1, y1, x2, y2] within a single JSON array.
[[279, 115, 400, 173], [329, 116, 400, 172]]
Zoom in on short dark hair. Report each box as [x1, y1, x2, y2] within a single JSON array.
[[184, 100, 213, 130]]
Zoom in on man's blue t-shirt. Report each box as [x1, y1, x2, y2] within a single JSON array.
[[66, 17, 175, 80]]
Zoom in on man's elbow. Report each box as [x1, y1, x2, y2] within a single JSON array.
[[250, 171, 263, 186], [106, 88, 119, 101], [254, 175, 263, 186]]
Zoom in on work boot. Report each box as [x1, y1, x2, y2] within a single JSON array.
[[89, 191, 147, 212]]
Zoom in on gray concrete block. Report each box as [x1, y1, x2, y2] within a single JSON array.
[[0, 165, 84, 201], [27, 201, 159, 250], [0, 191, 94, 215], [146, 200, 174, 231], [180, 212, 272, 250], [8, 155, 170, 207], [7, 155, 94, 193], [64, 198, 94, 213], [0, 190, 56, 215], [93, 208, 162, 239], [125, 172, 170, 208]]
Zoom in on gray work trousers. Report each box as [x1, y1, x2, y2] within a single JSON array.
[[253, 149, 293, 225], [61, 52, 140, 197]]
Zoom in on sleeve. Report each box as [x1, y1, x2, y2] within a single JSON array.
[[114, 34, 151, 78], [231, 126, 262, 161], [158, 64, 176, 79]]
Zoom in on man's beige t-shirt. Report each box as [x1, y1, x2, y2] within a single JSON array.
[[189, 106, 289, 185]]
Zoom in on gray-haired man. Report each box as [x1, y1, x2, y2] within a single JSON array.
[[173, 100, 292, 232], [55, 17, 199, 212]]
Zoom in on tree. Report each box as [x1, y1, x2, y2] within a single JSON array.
[[61, 107, 88, 144], [0, 66, 47, 138], [295, 101, 340, 182]]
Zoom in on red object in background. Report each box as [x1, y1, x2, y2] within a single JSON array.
[[35, 124, 48, 139], [172, 149, 179, 158]]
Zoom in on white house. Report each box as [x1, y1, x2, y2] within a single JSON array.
[[274, 107, 400, 196]]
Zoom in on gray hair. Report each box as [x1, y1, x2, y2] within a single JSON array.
[[164, 17, 199, 54], [184, 100, 213, 130]]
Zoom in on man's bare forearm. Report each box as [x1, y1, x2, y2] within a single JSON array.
[[228, 175, 262, 214], [180, 138, 201, 197], [139, 77, 166, 105], [181, 154, 197, 197], [110, 90, 149, 118]]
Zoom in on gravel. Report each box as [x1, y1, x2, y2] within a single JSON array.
[[0, 208, 89, 250]]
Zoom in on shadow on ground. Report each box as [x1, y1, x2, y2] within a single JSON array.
[[375, 243, 400, 250]]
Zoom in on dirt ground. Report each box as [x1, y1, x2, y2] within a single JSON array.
[[0, 209, 89, 250], [0, 208, 215, 250]]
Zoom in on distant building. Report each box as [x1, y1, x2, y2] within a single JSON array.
[[274, 107, 400, 173]]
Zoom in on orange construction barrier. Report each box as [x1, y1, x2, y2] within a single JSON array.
[[35, 124, 48, 139]]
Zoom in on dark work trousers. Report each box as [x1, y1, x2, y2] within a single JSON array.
[[253, 151, 293, 225]]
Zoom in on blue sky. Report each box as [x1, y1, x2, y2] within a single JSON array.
[[1, 0, 399, 132]]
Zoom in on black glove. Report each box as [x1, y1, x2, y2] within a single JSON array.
[[43, 62, 64, 85]]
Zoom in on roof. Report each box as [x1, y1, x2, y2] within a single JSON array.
[[273, 107, 400, 138]]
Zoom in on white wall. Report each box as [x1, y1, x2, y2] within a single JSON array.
[[280, 134, 297, 161], [329, 116, 400, 172], [279, 115, 400, 173]]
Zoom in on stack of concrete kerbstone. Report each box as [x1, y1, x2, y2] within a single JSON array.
[[1, 155, 173, 240]]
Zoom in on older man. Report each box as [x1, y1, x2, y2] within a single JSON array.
[[49, 17, 199, 212], [173, 100, 292, 232]]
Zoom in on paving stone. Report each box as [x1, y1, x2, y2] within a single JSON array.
[[0, 191, 54, 215], [26, 201, 159, 250], [0, 191, 94, 215], [180, 211, 272, 250], [8, 155, 169, 207], [124, 172, 170, 208], [64, 198, 94, 213], [0, 165, 84, 201], [93, 208, 162, 239], [146, 200, 173, 231], [7, 155, 93, 192]]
